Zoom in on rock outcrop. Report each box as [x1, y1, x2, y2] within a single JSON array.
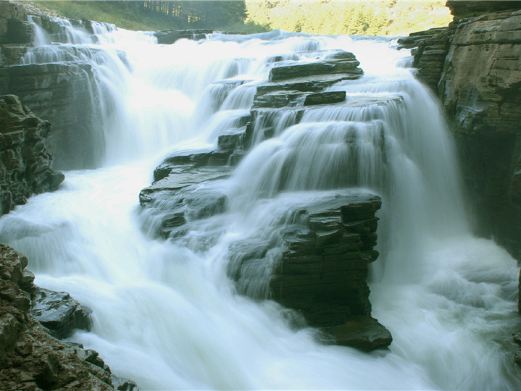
[[0, 94, 64, 216], [0, 2, 119, 169], [402, 1, 521, 260], [140, 50, 391, 351], [0, 244, 137, 390], [228, 193, 391, 351]]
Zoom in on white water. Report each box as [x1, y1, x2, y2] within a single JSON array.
[[0, 18, 519, 390]]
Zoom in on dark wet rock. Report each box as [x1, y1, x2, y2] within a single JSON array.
[[0, 44, 27, 66], [155, 29, 213, 44], [320, 316, 393, 351], [400, 27, 450, 92], [397, 27, 448, 49], [304, 91, 346, 106], [252, 90, 346, 109], [140, 164, 231, 239], [256, 73, 360, 96], [0, 2, 31, 46], [0, 244, 138, 390], [0, 95, 64, 216], [447, 0, 521, 19], [112, 375, 139, 391], [228, 193, 391, 351], [0, 61, 107, 169], [31, 288, 92, 339], [269, 58, 362, 82]]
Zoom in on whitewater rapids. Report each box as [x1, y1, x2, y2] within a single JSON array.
[[0, 19, 519, 390]]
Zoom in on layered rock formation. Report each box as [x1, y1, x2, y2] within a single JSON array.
[[0, 244, 137, 390], [401, 1, 521, 260], [228, 194, 391, 351], [0, 94, 64, 216], [0, 1, 117, 169], [140, 51, 392, 351]]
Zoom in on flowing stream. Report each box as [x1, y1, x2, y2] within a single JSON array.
[[1, 19, 520, 390]]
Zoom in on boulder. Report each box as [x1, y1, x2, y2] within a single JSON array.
[[31, 288, 92, 339], [320, 316, 392, 351]]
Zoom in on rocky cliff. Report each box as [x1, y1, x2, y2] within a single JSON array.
[[0, 94, 63, 216], [0, 244, 137, 390], [401, 0, 521, 260]]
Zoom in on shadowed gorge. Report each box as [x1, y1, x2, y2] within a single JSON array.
[[0, 0, 520, 390]]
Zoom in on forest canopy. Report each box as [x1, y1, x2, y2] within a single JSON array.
[[34, 0, 452, 35], [245, 0, 452, 35]]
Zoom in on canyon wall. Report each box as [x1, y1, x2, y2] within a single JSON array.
[[402, 0, 521, 259], [0, 94, 63, 216], [0, 1, 111, 169]]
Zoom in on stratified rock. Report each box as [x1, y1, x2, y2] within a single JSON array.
[[447, 0, 521, 19], [31, 288, 92, 339], [0, 94, 64, 216], [398, 27, 450, 92], [140, 164, 231, 239], [404, 6, 521, 259], [0, 60, 107, 169], [0, 1, 31, 45], [0, 244, 133, 390], [269, 58, 362, 82], [228, 193, 392, 351], [256, 73, 360, 96]]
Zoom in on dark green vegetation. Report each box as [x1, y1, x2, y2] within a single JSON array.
[[33, 0, 265, 32], [32, 0, 452, 35]]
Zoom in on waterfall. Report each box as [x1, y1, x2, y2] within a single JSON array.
[[0, 18, 519, 390]]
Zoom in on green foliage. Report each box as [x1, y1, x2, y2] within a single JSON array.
[[31, 0, 451, 35], [32, 1, 265, 32], [245, 0, 453, 36]]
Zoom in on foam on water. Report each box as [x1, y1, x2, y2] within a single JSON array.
[[0, 18, 519, 390]]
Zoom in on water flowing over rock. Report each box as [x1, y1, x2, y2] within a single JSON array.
[[0, 6, 125, 169], [31, 287, 93, 339], [0, 94, 63, 216], [0, 244, 137, 390], [0, 5, 520, 389], [402, 1, 521, 260]]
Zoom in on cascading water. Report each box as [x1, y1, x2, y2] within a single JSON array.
[[0, 17, 519, 390]]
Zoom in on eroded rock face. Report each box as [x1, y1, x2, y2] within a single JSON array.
[[0, 244, 124, 390], [403, 4, 521, 259], [228, 193, 391, 351], [0, 94, 64, 216]]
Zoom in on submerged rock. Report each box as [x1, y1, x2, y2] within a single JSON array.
[[31, 287, 92, 339]]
